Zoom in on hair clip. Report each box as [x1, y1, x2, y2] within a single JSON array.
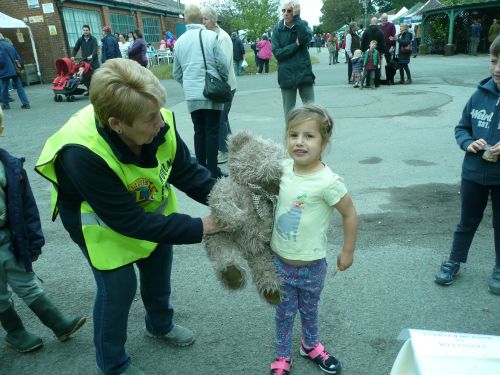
[[323, 111, 333, 133]]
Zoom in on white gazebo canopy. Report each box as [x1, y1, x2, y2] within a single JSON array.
[[0, 11, 41, 81]]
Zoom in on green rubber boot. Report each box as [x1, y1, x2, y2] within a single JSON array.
[[0, 305, 43, 352], [29, 295, 86, 342]]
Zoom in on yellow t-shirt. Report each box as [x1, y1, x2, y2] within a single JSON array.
[[271, 159, 347, 261]]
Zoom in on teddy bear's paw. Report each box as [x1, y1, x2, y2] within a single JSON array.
[[221, 266, 245, 290], [263, 290, 281, 305]]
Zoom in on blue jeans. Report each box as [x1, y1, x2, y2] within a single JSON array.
[[2, 76, 29, 107], [218, 89, 235, 153], [84, 243, 174, 375], [450, 179, 500, 267]]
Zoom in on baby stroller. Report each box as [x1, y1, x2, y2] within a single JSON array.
[[51, 57, 92, 102]]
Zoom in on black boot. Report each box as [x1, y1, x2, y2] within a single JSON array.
[[29, 295, 86, 342], [0, 304, 43, 352]]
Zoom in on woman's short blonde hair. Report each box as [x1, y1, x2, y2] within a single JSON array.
[[400, 23, 408, 31], [185, 4, 202, 24], [90, 58, 166, 128]]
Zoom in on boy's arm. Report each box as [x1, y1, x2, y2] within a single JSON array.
[[21, 169, 45, 260], [334, 193, 357, 271], [455, 98, 479, 151]]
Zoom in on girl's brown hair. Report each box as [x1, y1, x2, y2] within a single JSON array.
[[286, 104, 333, 146]]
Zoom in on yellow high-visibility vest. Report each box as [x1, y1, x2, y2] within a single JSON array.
[[35, 105, 178, 270]]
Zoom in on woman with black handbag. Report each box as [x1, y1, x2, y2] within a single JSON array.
[[173, 4, 229, 179], [395, 23, 413, 84]]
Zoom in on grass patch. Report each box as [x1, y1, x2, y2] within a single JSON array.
[[149, 63, 173, 81], [148, 51, 319, 80]]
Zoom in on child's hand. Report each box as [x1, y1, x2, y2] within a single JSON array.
[[467, 138, 486, 153], [490, 141, 500, 155], [337, 250, 353, 271]]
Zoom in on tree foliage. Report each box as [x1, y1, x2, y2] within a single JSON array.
[[320, 0, 363, 32], [206, 0, 280, 39], [372, 0, 393, 13]]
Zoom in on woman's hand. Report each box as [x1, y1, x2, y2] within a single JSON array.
[[202, 215, 228, 235], [467, 138, 487, 153]]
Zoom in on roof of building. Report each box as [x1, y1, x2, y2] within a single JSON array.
[[113, 0, 182, 12], [413, 0, 444, 16]]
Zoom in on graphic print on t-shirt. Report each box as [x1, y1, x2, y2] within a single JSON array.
[[276, 193, 307, 241]]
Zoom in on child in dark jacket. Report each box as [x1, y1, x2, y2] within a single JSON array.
[[0, 108, 86, 353], [434, 35, 500, 295]]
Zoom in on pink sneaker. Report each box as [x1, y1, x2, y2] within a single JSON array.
[[300, 340, 342, 374], [269, 357, 291, 375]]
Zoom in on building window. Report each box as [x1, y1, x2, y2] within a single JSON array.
[[62, 8, 102, 47], [142, 17, 161, 44], [110, 13, 135, 36]]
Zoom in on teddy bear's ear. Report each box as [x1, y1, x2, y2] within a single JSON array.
[[228, 131, 253, 153]]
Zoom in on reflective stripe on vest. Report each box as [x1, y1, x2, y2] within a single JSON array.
[[35, 104, 178, 270]]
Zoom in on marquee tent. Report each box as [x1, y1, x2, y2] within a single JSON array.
[[0, 11, 41, 82]]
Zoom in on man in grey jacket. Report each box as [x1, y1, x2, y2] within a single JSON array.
[[173, 4, 229, 179]]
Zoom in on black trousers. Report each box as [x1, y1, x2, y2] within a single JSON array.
[[449, 178, 500, 267], [191, 109, 222, 178]]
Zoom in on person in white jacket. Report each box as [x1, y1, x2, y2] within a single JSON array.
[[173, 4, 229, 178], [201, 5, 237, 165]]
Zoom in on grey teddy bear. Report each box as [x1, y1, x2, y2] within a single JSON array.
[[204, 131, 286, 305]]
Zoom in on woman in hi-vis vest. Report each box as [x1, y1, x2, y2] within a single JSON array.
[[36, 58, 224, 375]]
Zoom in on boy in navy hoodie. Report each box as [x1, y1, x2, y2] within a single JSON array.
[[0, 108, 86, 352], [435, 35, 500, 295]]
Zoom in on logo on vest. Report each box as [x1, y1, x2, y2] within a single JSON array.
[[129, 178, 158, 205], [470, 108, 494, 128]]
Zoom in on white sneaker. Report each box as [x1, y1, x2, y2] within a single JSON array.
[[217, 151, 228, 164]]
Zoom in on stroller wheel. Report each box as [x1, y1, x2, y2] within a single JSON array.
[[69, 95, 75, 102], [53, 95, 58, 102], [55, 95, 63, 102]]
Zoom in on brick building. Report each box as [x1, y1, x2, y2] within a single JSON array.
[[0, 0, 184, 82]]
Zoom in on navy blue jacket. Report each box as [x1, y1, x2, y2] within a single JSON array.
[[101, 34, 121, 63], [0, 149, 44, 272], [0, 40, 23, 79], [456, 77, 500, 185]]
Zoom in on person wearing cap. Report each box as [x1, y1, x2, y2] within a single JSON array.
[[101, 26, 121, 64]]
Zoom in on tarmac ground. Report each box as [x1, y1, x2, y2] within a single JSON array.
[[0, 50, 499, 375]]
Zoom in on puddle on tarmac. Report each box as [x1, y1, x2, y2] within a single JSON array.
[[329, 183, 494, 250], [403, 159, 437, 166], [359, 157, 383, 164]]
